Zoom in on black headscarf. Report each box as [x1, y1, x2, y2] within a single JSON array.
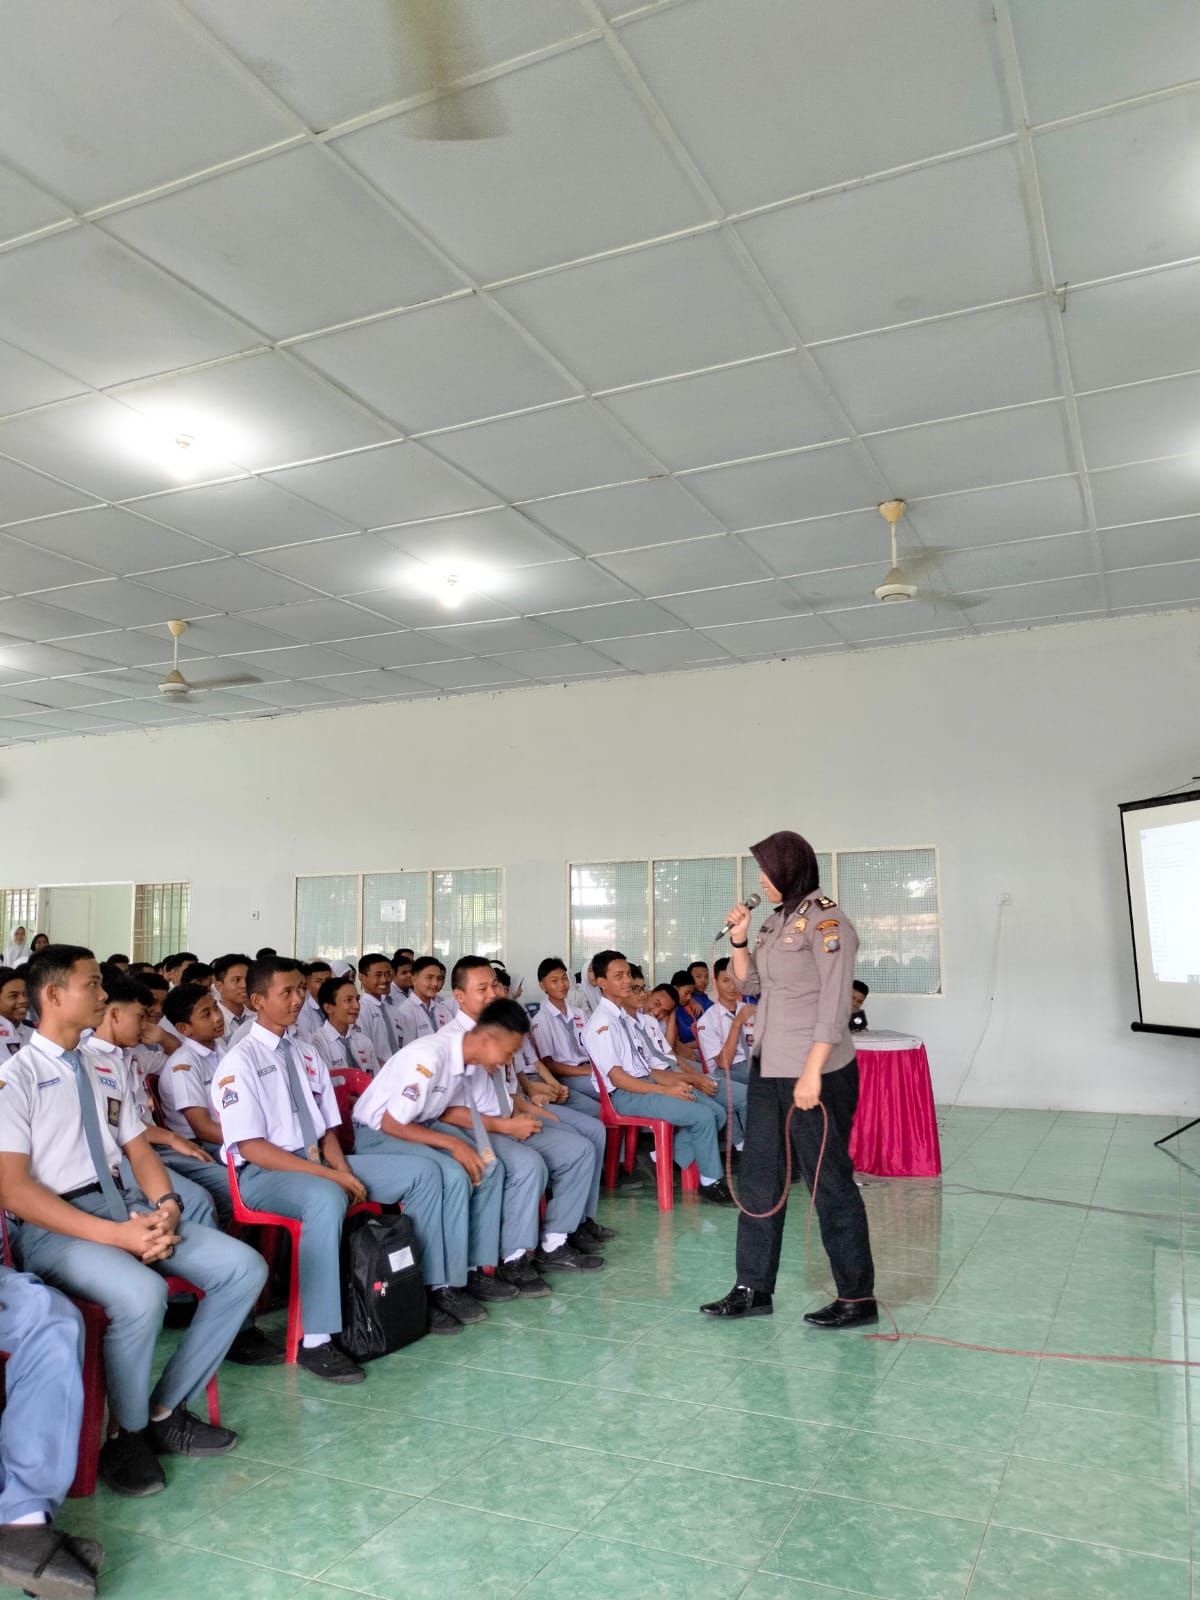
[[750, 830, 820, 917]]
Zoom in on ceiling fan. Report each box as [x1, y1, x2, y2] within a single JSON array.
[[396, 0, 507, 140], [874, 500, 983, 612], [157, 620, 260, 700]]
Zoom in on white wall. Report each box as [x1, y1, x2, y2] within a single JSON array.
[[3, 608, 1198, 1115], [44, 883, 134, 955]]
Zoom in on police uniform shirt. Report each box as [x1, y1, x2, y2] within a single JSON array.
[[0, 1014, 21, 1058], [396, 991, 454, 1049], [583, 997, 652, 1091], [296, 995, 324, 1039], [314, 1018, 378, 1076], [216, 1023, 340, 1166], [735, 890, 858, 1078], [157, 1036, 223, 1137], [352, 1027, 470, 1132], [696, 1002, 748, 1072], [529, 999, 590, 1069], [0, 1032, 144, 1194]]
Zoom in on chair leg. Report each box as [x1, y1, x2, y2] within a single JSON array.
[[285, 1225, 304, 1365], [623, 1127, 638, 1173], [681, 1162, 700, 1195], [604, 1128, 621, 1190], [204, 1373, 221, 1425], [68, 1310, 108, 1498], [653, 1125, 675, 1212]]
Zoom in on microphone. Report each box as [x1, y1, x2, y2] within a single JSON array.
[[717, 893, 761, 941]]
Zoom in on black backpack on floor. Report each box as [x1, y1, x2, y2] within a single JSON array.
[[338, 1210, 427, 1362]]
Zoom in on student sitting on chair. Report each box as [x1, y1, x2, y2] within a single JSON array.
[[529, 958, 600, 1113], [626, 971, 736, 1146], [297, 961, 332, 1038], [391, 954, 414, 1006], [0, 944, 266, 1497], [692, 958, 750, 1152], [357, 954, 402, 1062], [156, 984, 227, 1155], [212, 953, 253, 1048], [0, 966, 27, 1057], [849, 980, 870, 1033], [687, 960, 714, 1011], [583, 951, 734, 1205], [397, 957, 454, 1046], [312, 975, 379, 1075]]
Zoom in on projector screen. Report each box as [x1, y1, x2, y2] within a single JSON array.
[[1121, 790, 1200, 1036]]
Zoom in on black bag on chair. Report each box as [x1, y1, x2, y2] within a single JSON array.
[[338, 1211, 426, 1362]]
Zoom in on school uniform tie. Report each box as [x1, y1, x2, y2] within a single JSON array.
[[616, 1013, 650, 1072], [380, 999, 399, 1057], [423, 1003, 437, 1034], [463, 1076, 496, 1166], [281, 1039, 322, 1162], [342, 1033, 359, 1073], [66, 1049, 128, 1222]]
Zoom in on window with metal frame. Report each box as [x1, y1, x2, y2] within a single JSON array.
[[294, 875, 358, 961], [654, 857, 738, 980], [363, 871, 430, 958], [569, 862, 650, 978], [294, 868, 505, 965], [836, 848, 941, 994], [2, 888, 38, 949], [432, 868, 504, 964], [132, 882, 191, 965]]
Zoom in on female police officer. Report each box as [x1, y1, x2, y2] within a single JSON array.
[[700, 830, 876, 1328]]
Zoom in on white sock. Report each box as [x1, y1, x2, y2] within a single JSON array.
[[504, 1250, 526, 1264], [700, 1175, 718, 1186], [150, 1404, 171, 1422], [541, 1232, 567, 1252], [11, 1512, 47, 1526], [648, 1150, 657, 1164], [302, 1333, 332, 1349], [735, 1142, 744, 1151], [431, 1284, 449, 1292]]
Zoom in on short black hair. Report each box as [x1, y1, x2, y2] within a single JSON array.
[[104, 975, 150, 1008], [670, 970, 694, 989], [452, 954, 494, 991], [0, 966, 17, 988], [537, 957, 567, 981], [255, 946, 277, 961], [492, 968, 512, 989], [26, 944, 95, 1011], [853, 979, 870, 997], [172, 952, 198, 967], [474, 998, 530, 1037], [318, 975, 357, 1012], [163, 982, 212, 1028], [411, 955, 445, 977], [629, 964, 645, 981], [592, 949, 625, 982], [713, 956, 731, 978], [106, 953, 130, 966], [140, 971, 170, 996], [180, 962, 212, 988], [305, 960, 333, 978], [688, 960, 709, 975], [358, 952, 391, 976], [654, 982, 680, 1005], [392, 948, 414, 965], [212, 953, 251, 982], [247, 956, 303, 1000]]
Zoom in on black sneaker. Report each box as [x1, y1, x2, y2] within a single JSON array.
[[148, 1403, 238, 1458], [536, 1242, 604, 1272], [495, 1258, 552, 1298], [297, 1341, 365, 1385], [427, 1303, 464, 1336], [566, 1226, 605, 1256], [98, 1430, 166, 1497], [465, 1267, 520, 1303], [430, 1286, 487, 1326], [225, 1326, 286, 1366], [582, 1217, 617, 1242], [0, 1525, 101, 1600], [613, 1167, 645, 1191], [699, 1179, 735, 1206]]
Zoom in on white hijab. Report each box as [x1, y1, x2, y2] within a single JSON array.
[[4, 928, 27, 967]]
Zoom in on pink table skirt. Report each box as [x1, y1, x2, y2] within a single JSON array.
[[850, 1042, 942, 1178]]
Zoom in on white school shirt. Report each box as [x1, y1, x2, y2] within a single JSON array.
[[129, 1042, 165, 1126], [352, 1027, 471, 1132], [216, 1023, 340, 1167], [528, 999, 590, 1068], [390, 981, 412, 1008], [313, 1019, 379, 1076], [157, 1036, 223, 1137], [217, 998, 252, 1041], [296, 995, 324, 1039], [82, 1035, 154, 1129], [0, 1014, 22, 1058], [634, 1010, 678, 1069], [696, 1002, 748, 1072], [568, 979, 601, 1017], [583, 996, 653, 1091], [0, 1031, 144, 1195], [440, 1009, 515, 1117], [358, 991, 404, 1062], [396, 992, 454, 1049]]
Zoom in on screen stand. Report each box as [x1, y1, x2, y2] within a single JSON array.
[[1155, 1117, 1200, 1149]]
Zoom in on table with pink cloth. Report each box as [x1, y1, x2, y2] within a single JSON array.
[[849, 1030, 942, 1178]]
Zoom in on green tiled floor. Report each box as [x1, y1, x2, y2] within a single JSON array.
[[52, 1107, 1200, 1599]]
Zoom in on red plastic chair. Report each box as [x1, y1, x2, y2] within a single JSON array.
[[224, 1155, 379, 1365], [590, 1064, 699, 1212], [328, 1066, 374, 1155]]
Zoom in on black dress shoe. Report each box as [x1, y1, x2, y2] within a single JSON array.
[[699, 1285, 773, 1318], [297, 1341, 365, 1384], [566, 1226, 605, 1255], [98, 1430, 166, 1497], [0, 1524, 101, 1599], [225, 1326, 285, 1365], [699, 1179, 735, 1206], [581, 1217, 617, 1242], [803, 1298, 879, 1330], [148, 1403, 238, 1457]]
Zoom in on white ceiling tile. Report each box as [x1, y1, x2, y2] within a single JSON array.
[[742, 509, 897, 577], [250, 533, 416, 595], [739, 145, 1039, 341], [0, 455, 101, 523], [227, 642, 366, 679], [1106, 560, 1200, 609], [1099, 517, 1200, 571], [0, 229, 254, 390], [299, 296, 574, 433], [70, 667, 163, 693], [1, 675, 124, 709], [0, 536, 107, 593], [0, 168, 70, 245], [0, 338, 88, 417], [136, 556, 315, 611], [0, 597, 114, 644], [421, 617, 570, 655], [1063, 265, 1200, 392], [264, 441, 492, 531], [0, 0, 297, 206], [532, 599, 684, 642], [596, 534, 758, 595], [375, 508, 571, 568], [312, 630, 455, 669], [793, 564, 896, 609], [961, 574, 1106, 624], [866, 402, 1074, 497], [106, 144, 459, 339], [302, 668, 427, 700], [141, 616, 294, 659], [700, 613, 845, 655], [1009, 0, 1200, 125], [15, 707, 126, 734], [236, 598, 398, 643], [525, 479, 724, 556], [33, 579, 190, 628], [602, 354, 843, 472], [223, 679, 354, 709], [493, 643, 619, 681], [591, 631, 730, 672], [405, 657, 530, 690], [0, 691, 49, 717], [1077, 374, 1200, 470], [188, 0, 592, 132], [135, 477, 354, 555], [119, 353, 394, 473], [50, 630, 174, 669], [0, 637, 113, 676], [622, 0, 1007, 211], [92, 697, 199, 726], [1090, 459, 1200, 528], [907, 475, 1087, 549], [685, 444, 880, 529], [826, 605, 967, 643], [657, 579, 810, 628], [23, 506, 219, 574], [347, 584, 513, 630], [492, 560, 633, 615], [816, 301, 1061, 433], [0, 395, 245, 501], [495, 233, 787, 392], [427, 402, 657, 501], [1036, 92, 1200, 284], [937, 532, 1098, 592], [339, 43, 708, 283]]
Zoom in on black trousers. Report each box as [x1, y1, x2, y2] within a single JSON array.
[[735, 1057, 875, 1300]]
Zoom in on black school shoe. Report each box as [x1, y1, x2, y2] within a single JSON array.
[[225, 1325, 286, 1365], [565, 1226, 605, 1256], [297, 1341, 365, 1384], [465, 1267, 520, 1303], [699, 1285, 774, 1319], [803, 1298, 879, 1330], [495, 1257, 552, 1298], [581, 1217, 617, 1242], [430, 1285, 487, 1326], [98, 1430, 166, 1497], [535, 1241, 604, 1272], [0, 1523, 103, 1600], [147, 1403, 238, 1457], [699, 1179, 735, 1206]]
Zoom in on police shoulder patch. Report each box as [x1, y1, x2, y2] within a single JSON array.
[[816, 895, 836, 910]]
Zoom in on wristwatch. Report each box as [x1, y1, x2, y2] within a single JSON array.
[[730, 939, 749, 949], [152, 1191, 185, 1212]]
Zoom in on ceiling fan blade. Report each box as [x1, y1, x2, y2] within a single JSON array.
[[186, 674, 262, 691]]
